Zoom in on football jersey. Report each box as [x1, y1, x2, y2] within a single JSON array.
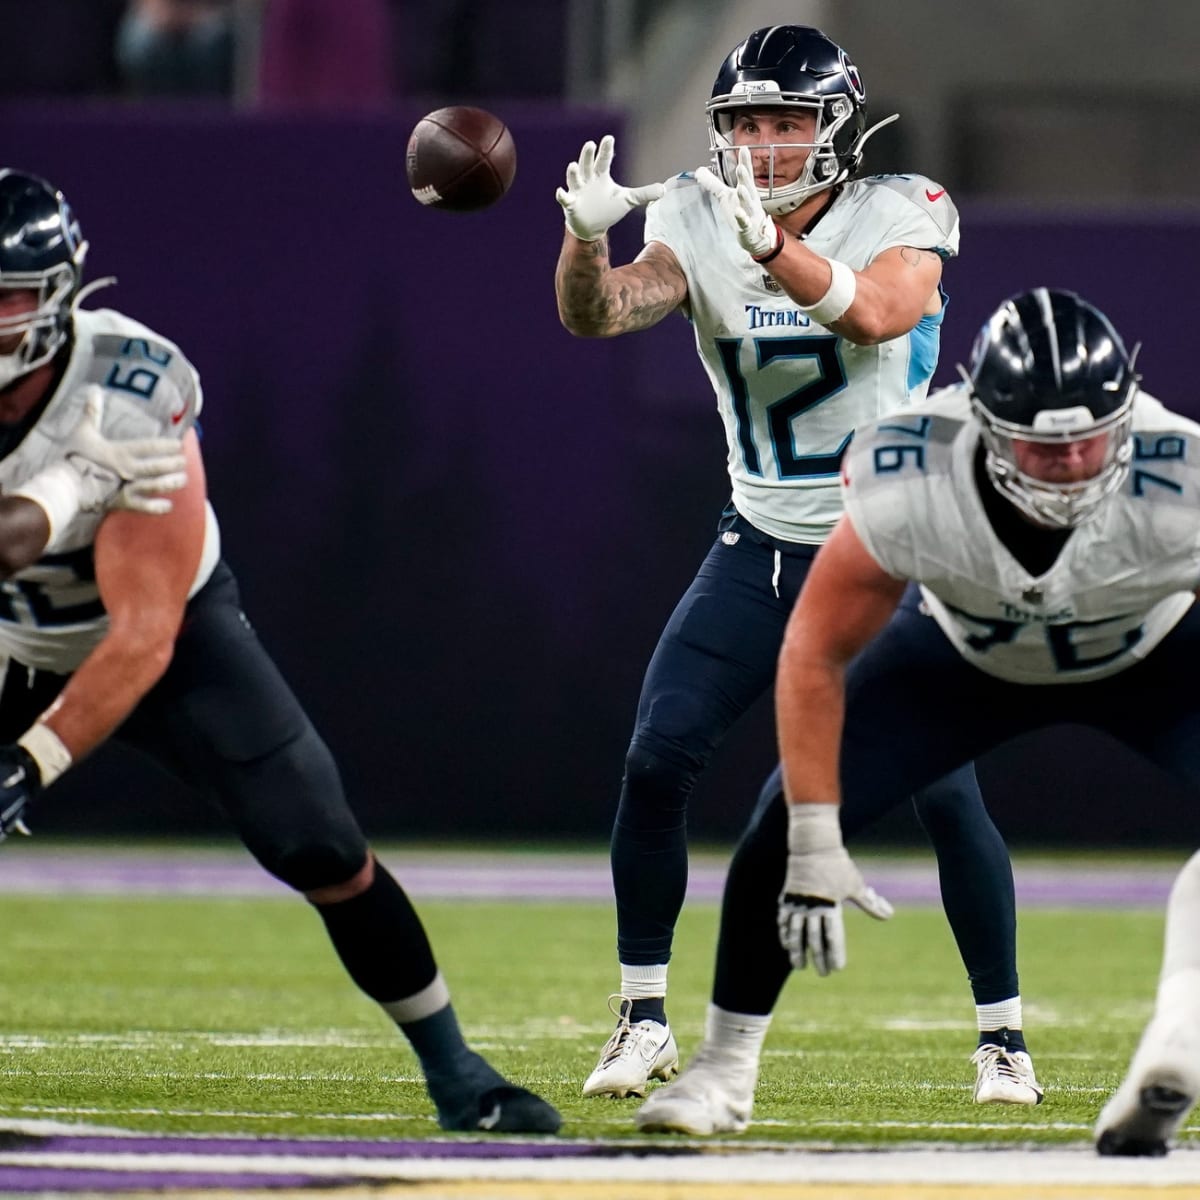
[[0, 307, 221, 674], [645, 171, 959, 544], [842, 386, 1200, 683]]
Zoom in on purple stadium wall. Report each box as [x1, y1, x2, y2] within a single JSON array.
[[0, 103, 1196, 845]]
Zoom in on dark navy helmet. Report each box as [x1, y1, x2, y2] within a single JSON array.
[[707, 26, 889, 215], [0, 169, 88, 387], [965, 288, 1138, 528]]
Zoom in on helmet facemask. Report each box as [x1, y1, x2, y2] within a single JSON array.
[[706, 91, 869, 215], [969, 390, 1135, 529], [962, 287, 1140, 530], [0, 264, 81, 389]]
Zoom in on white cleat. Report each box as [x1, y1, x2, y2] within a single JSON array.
[[971, 1043, 1044, 1105], [582, 995, 679, 1099], [634, 1044, 756, 1135], [1095, 1014, 1200, 1157]]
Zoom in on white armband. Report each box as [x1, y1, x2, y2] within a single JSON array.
[[10, 462, 83, 554], [786, 801, 845, 854], [802, 257, 857, 326], [17, 722, 73, 787]]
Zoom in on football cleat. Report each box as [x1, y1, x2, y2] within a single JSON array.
[[582, 994, 678, 1098], [634, 1043, 756, 1135], [971, 1043, 1044, 1105], [436, 1083, 562, 1134], [1095, 1013, 1200, 1157]]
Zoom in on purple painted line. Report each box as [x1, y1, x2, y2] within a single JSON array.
[[0, 1166, 356, 1189], [0, 850, 1183, 906], [21, 1134, 601, 1159]]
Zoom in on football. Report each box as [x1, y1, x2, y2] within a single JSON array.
[[406, 106, 517, 213]]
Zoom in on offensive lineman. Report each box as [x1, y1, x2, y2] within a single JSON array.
[[0, 169, 560, 1135], [555, 24, 1033, 1105], [638, 288, 1200, 1152]]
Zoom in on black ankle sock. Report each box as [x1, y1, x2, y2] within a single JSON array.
[[629, 996, 667, 1025], [978, 1026, 1027, 1054], [403, 1004, 479, 1077]]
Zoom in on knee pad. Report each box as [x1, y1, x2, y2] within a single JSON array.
[[620, 740, 698, 821], [266, 840, 369, 893]]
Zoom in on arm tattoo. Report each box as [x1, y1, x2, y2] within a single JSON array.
[[555, 241, 685, 335], [899, 247, 940, 268]]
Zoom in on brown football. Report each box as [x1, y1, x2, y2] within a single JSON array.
[[405, 106, 517, 213]]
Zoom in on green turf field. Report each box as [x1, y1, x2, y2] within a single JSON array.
[[0, 883, 1186, 1149]]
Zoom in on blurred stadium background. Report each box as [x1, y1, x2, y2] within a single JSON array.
[[2, 0, 1199, 849]]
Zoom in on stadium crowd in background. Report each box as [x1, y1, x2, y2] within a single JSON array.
[[0, 0, 565, 105]]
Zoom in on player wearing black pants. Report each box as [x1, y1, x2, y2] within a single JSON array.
[[0, 168, 559, 1135]]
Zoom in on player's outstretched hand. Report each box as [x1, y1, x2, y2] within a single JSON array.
[[556, 135, 665, 242], [65, 386, 188, 515], [777, 802, 893, 974], [0, 744, 40, 844], [696, 147, 782, 261]]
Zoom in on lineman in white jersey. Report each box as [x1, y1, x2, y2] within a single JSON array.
[[557, 25, 1030, 1106], [639, 287, 1200, 1150], [0, 169, 561, 1135]]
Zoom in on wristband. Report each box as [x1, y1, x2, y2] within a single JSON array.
[[802, 257, 857, 325], [786, 802, 844, 853], [17, 722, 73, 788], [751, 223, 786, 264], [10, 462, 82, 553]]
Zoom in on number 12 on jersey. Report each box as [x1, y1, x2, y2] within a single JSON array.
[[716, 335, 850, 478]]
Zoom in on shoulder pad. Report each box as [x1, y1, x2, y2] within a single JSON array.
[[920, 384, 973, 419], [858, 173, 959, 249], [847, 410, 964, 476], [84, 331, 201, 436], [1132, 390, 1200, 440]]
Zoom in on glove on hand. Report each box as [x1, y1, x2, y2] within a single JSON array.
[[0, 744, 40, 843], [65, 386, 188, 515], [777, 803, 894, 975], [556, 135, 666, 241], [695, 147, 782, 261]]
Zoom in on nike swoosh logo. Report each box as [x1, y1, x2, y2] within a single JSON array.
[[925, 188, 946, 202]]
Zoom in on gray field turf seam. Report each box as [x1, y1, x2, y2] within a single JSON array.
[[0, 850, 1184, 904]]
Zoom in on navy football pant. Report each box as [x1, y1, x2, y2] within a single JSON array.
[[713, 588, 1200, 1015], [0, 560, 443, 1008], [612, 514, 1019, 1008], [0, 560, 369, 890]]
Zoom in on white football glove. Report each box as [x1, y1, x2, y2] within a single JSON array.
[[778, 803, 893, 975], [556, 135, 665, 242], [64, 386, 188, 515], [695, 147, 782, 261]]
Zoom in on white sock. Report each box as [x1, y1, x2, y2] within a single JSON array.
[[1158, 851, 1200, 1013], [976, 997, 1023, 1033], [704, 1004, 771, 1072], [619, 963, 668, 1001]]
